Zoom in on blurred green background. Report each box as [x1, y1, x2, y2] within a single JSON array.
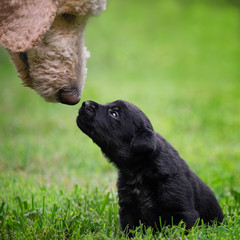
[[0, 0, 240, 237]]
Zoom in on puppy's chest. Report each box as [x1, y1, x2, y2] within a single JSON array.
[[118, 174, 156, 212]]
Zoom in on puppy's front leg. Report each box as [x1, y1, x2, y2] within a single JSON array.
[[119, 206, 141, 233]]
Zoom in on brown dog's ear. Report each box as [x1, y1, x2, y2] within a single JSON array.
[[0, 0, 57, 52], [130, 128, 157, 153]]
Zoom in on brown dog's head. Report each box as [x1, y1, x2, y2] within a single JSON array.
[[0, 0, 106, 105], [77, 100, 157, 168]]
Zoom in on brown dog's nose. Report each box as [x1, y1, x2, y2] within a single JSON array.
[[58, 89, 80, 105]]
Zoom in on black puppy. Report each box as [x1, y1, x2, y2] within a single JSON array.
[[76, 100, 223, 231]]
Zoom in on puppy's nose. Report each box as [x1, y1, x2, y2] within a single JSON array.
[[58, 88, 80, 105], [82, 101, 97, 112], [82, 101, 94, 108]]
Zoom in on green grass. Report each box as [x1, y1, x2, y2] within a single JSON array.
[[0, 0, 240, 239]]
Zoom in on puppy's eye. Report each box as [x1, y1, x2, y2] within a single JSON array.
[[109, 109, 119, 118], [111, 111, 118, 117]]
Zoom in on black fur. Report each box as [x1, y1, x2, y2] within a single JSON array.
[[76, 100, 224, 232]]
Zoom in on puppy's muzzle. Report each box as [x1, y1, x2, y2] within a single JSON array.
[[77, 100, 98, 132]]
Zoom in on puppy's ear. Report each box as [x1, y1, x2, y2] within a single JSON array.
[[130, 128, 157, 153]]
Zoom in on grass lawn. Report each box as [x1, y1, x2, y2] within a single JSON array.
[[0, 0, 240, 239]]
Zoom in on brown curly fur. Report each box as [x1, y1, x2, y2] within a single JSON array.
[[0, 0, 106, 104]]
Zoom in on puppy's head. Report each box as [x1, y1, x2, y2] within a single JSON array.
[[77, 100, 157, 168]]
